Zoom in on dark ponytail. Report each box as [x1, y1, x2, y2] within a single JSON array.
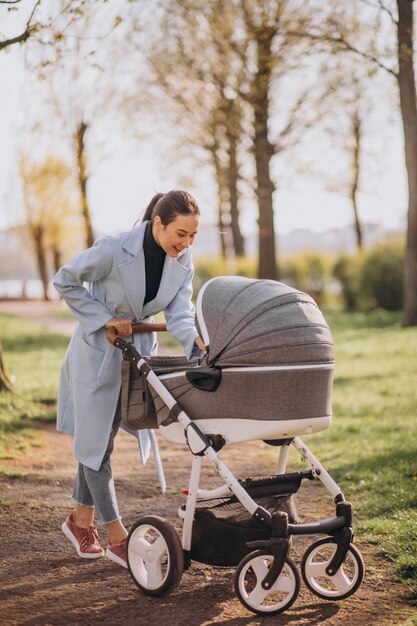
[[139, 190, 200, 226], [141, 192, 165, 223]]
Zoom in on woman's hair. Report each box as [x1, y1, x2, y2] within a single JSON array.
[[141, 190, 200, 225]]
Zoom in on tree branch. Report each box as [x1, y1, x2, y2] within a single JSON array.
[[289, 28, 398, 78], [0, 0, 41, 51], [360, 0, 398, 25]]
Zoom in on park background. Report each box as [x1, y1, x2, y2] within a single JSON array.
[[0, 1, 416, 625]]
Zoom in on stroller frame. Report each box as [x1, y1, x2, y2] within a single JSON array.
[[116, 338, 364, 616]]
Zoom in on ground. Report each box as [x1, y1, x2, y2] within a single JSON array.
[[0, 300, 415, 626]]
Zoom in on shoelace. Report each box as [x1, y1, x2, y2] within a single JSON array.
[[80, 526, 100, 551]]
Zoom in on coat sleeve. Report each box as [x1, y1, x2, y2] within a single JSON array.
[[53, 236, 115, 336], [164, 252, 203, 360]]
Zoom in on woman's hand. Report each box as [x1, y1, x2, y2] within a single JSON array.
[[105, 317, 132, 337], [195, 336, 206, 351]]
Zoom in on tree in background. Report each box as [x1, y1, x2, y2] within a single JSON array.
[[19, 155, 79, 300], [303, 0, 417, 325], [133, 0, 247, 260]]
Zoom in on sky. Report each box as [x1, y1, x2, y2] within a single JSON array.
[[0, 16, 409, 246]]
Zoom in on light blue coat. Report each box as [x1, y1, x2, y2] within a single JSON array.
[[53, 222, 200, 471]]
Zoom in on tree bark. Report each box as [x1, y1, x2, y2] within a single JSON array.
[[211, 145, 227, 260], [75, 121, 94, 249], [397, 0, 417, 326], [51, 246, 62, 274], [252, 30, 277, 280], [350, 110, 363, 251], [226, 124, 245, 257], [31, 225, 50, 301], [0, 341, 13, 392]]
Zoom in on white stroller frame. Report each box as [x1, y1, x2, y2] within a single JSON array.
[[114, 337, 365, 617]]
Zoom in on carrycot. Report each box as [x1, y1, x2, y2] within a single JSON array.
[[125, 277, 335, 444]]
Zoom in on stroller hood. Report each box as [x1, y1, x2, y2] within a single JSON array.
[[196, 276, 334, 367]]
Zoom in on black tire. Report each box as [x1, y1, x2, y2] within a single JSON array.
[[301, 538, 365, 600], [234, 549, 300, 616], [127, 515, 184, 597]]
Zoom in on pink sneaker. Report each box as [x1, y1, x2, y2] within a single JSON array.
[[62, 512, 104, 559], [106, 537, 128, 569]]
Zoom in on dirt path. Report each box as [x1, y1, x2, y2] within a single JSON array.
[[0, 301, 415, 625]]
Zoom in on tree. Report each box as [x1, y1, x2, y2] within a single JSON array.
[[302, 0, 417, 324], [19, 155, 79, 300], [135, 0, 247, 260]]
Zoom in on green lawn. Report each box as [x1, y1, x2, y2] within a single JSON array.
[[0, 308, 416, 603], [297, 310, 417, 604]]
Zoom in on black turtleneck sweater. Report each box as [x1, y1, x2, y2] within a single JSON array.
[[143, 221, 166, 305]]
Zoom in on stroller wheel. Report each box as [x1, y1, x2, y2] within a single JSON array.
[[234, 550, 300, 616], [127, 515, 184, 597], [301, 538, 364, 600]]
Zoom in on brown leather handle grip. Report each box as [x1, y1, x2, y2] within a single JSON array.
[[107, 322, 167, 346], [131, 322, 167, 333]]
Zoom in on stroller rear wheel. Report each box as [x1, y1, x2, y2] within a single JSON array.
[[301, 537, 364, 600], [234, 549, 300, 616], [127, 515, 184, 596]]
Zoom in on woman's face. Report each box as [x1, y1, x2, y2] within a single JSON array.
[[153, 213, 200, 258]]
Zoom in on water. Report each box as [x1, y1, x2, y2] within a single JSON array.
[[0, 279, 59, 300]]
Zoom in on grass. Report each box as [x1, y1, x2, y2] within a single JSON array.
[[293, 309, 417, 604], [0, 308, 416, 604], [0, 312, 68, 457]]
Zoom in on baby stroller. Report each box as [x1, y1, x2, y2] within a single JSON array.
[[110, 276, 364, 617]]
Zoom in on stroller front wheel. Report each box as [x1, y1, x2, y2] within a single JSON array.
[[301, 537, 364, 600], [234, 550, 300, 616], [127, 515, 184, 597]]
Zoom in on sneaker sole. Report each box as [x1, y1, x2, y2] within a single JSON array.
[[106, 547, 128, 569], [61, 521, 104, 559]]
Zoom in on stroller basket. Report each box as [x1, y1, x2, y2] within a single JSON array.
[[189, 474, 301, 566], [121, 355, 196, 430]]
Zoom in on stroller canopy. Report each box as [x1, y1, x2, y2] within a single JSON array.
[[196, 277, 334, 368]]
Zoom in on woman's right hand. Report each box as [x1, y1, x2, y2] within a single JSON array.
[[105, 317, 132, 337]]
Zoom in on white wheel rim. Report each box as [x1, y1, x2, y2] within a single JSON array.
[[127, 524, 170, 590], [304, 543, 359, 597], [238, 555, 296, 612]]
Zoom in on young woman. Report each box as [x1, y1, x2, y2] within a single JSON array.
[[53, 190, 204, 568]]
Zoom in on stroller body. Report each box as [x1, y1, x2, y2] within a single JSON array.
[[115, 277, 364, 616]]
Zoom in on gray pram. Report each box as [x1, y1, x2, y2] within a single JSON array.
[[112, 277, 364, 617]]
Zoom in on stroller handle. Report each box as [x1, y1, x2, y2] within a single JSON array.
[[107, 322, 167, 346]]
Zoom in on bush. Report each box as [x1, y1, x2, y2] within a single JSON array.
[[194, 256, 257, 294], [358, 241, 404, 311], [281, 252, 332, 306], [333, 254, 362, 310]]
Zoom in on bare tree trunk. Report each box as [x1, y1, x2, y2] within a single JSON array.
[[252, 30, 277, 280], [350, 109, 363, 251], [32, 226, 50, 301], [397, 0, 417, 326], [0, 341, 13, 392], [51, 246, 62, 274], [211, 146, 227, 260], [75, 121, 94, 249], [226, 125, 245, 257]]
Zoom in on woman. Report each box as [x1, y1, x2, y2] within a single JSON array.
[[54, 190, 204, 568]]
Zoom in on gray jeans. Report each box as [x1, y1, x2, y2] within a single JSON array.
[[71, 396, 122, 525]]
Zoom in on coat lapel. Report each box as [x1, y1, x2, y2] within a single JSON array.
[[142, 254, 188, 317], [118, 224, 147, 320]]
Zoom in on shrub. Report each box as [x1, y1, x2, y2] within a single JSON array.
[[358, 241, 404, 311], [281, 252, 332, 306], [333, 253, 362, 310]]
